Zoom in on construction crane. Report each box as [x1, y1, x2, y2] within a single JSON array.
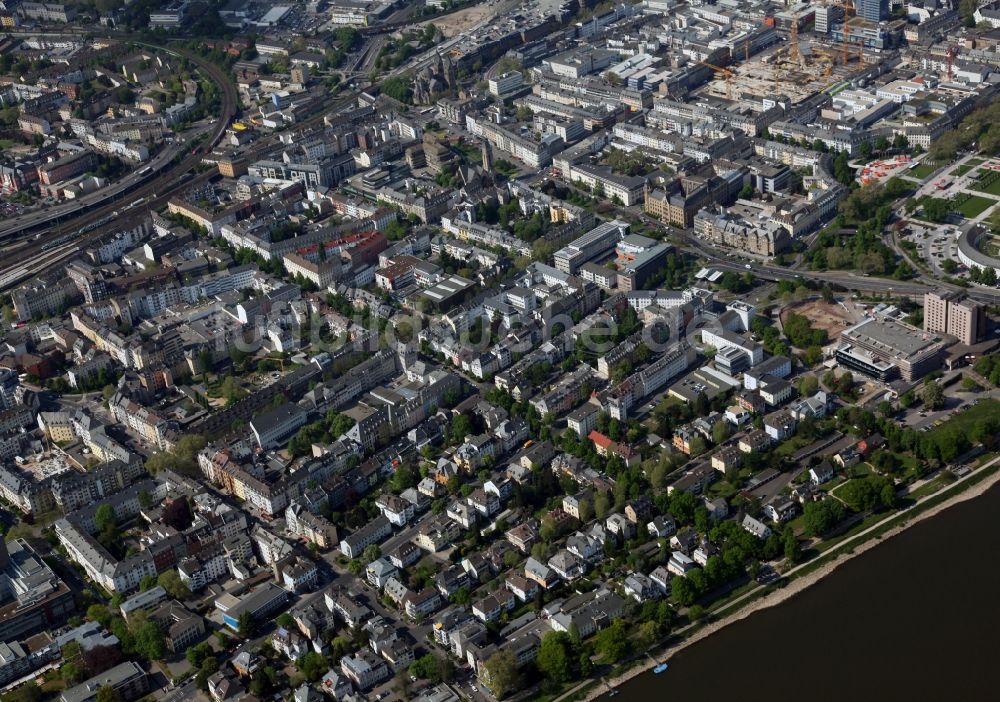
[[834, 0, 862, 65], [789, 12, 802, 68], [698, 61, 735, 100], [947, 45, 959, 80], [812, 47, 836, 78]]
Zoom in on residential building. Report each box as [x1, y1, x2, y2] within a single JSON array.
[[340, 516, 392, 558], [60, 662, 147, 702], [149, 601, 205, 653]]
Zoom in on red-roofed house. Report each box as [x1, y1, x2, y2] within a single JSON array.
[[587, 431, 640, 467], [588, 431, 614, 455]]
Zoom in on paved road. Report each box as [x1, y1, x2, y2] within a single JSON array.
[[157, 679, 202, 702]]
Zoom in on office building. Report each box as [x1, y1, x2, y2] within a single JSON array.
[[488, 72, 524, 97], [858, 0, 887, 22], [250, 403, 308, 449], [217, 583, 289, 630], [0, 539, 75, 641], [553, 220, 629, 274], [837, 317, 949, 381]]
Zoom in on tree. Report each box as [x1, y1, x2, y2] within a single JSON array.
[[237, 611, 255, 638], [361, 544, 381, 564], [158, 570, 191, 600], [921, 380, 945, 410], [803, 499, 846, 536], [712, 420, 731, 445], [2, 683, 42, 702], [381, 76, 413, 103], [133, 620, 166, 661], [595, 619, 630, 663], [61, 661, 85, 685], [783, 529, 802, 563], [636, 620, 660, 650], [450, 414, 472, 445], [436, 655, 456, 683], [163, 498, 193, 531], [186, 643, 212, 668], [838, 475, 897, 512], [82, 645, 122, 676], [594, 492, 610, 519], [87, 604, 112, 627], [536, 631, 573, 683], [95, 686, 122, 702], [798, 375, 819, 397], [483, 650, 520, 699], [93, 504, 116, 534], [297, 652, 329, 682]]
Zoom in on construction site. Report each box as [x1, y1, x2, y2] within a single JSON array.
[[697, 6, 873, 105]]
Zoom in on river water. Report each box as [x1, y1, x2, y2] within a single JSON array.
[[612, 484, 1000, 701]]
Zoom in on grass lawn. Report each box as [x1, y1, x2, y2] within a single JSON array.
[[953, 194, 995, 218], [0, 139, 14, 150], [969, 158, 986, 166], [822, 475, 846, 492], [951, 164, 974, 177], [971, 171, 1000, 196], [909, 162, 939, 179], [708, 480, 739, 499], [974, 451, 997, 467], [848, 463, 873, 479], [786, 513, 807, 536], [775, 436, 812, 457], [814, 512, 884, 553], [905, 475, 951, 500], [895, 452, 918, 473], [830, 478, 862, 500], [927, 398, 1000, 438]]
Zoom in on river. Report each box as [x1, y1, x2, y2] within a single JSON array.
[[612, 483, 1000, 701]]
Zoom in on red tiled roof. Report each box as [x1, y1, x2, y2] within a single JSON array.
[[588, 431, 614, 449]]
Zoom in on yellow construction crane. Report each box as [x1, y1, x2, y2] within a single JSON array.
[[698, 61, 736, 100]]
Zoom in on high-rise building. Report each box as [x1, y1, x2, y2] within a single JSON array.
[[924, 291, 951, 337], [923, 291, 984, 346], [948, 298, 985, 346], [858, 0, 887, 23]]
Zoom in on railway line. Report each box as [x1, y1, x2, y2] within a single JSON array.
[[0, 40, 238, 242], [0, 21, 430, 292]]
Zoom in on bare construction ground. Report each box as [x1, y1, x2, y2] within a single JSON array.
[[418, 3, 500, 37], [781, 299, 854, 340]]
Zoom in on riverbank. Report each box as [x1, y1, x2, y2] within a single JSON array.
[[566, 458, 1000, 702]]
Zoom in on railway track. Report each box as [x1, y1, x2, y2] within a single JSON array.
[[0, 40, 238, 244], [0, 24, 417, 291]]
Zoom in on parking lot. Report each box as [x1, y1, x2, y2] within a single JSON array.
[[906, 222, 963, 276]]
